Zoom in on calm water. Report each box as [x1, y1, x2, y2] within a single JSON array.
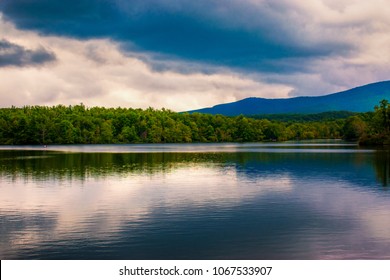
[[1, 142, 390, 259]]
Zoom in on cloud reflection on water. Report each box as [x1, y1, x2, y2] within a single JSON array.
[[0, 145, 390, 259]]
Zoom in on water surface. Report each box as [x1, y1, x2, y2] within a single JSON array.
[[1, 142, 389, 259]]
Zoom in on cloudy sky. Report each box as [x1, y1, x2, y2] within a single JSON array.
[[1, 0, 390, 111]]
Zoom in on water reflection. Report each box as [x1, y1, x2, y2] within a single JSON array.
[[374, 149, 390, 187], [1, 144, 390, 259], [0, 148, 385, 191]]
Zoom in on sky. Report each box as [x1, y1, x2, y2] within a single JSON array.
[[0, 0, 390, 111]]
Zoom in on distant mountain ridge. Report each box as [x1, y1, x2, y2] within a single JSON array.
[[188, 81, 390, 116]]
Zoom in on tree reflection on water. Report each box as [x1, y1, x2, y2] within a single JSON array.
[[374, 149, 390, 187]]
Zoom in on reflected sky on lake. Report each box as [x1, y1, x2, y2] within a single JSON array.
[[1, 143, 390, 259]]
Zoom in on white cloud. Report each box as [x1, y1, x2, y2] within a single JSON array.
[[0, 18, 294, 111], [1, 0, 390, 110]]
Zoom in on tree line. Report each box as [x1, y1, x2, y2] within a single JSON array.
[[0, 100, 388, 145], [345, 99, 390, 145]]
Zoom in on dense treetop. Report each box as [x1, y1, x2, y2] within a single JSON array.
[[0, 100, 388, 145]]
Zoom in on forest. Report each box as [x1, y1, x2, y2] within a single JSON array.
[[0, 100, 388, 145]]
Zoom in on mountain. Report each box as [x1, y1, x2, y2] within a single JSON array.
[[188, 81, 390, 116]]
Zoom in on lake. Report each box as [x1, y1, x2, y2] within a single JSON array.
[[1, 142, 390, 259]]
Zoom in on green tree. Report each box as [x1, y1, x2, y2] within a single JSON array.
[[100, 120, 114, 143], [343, 116, 366, 141], [372, 99, 390, 133]]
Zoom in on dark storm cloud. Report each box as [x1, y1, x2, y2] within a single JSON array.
[[0, 0, 350, 73], [0, 39, 56, 67]]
